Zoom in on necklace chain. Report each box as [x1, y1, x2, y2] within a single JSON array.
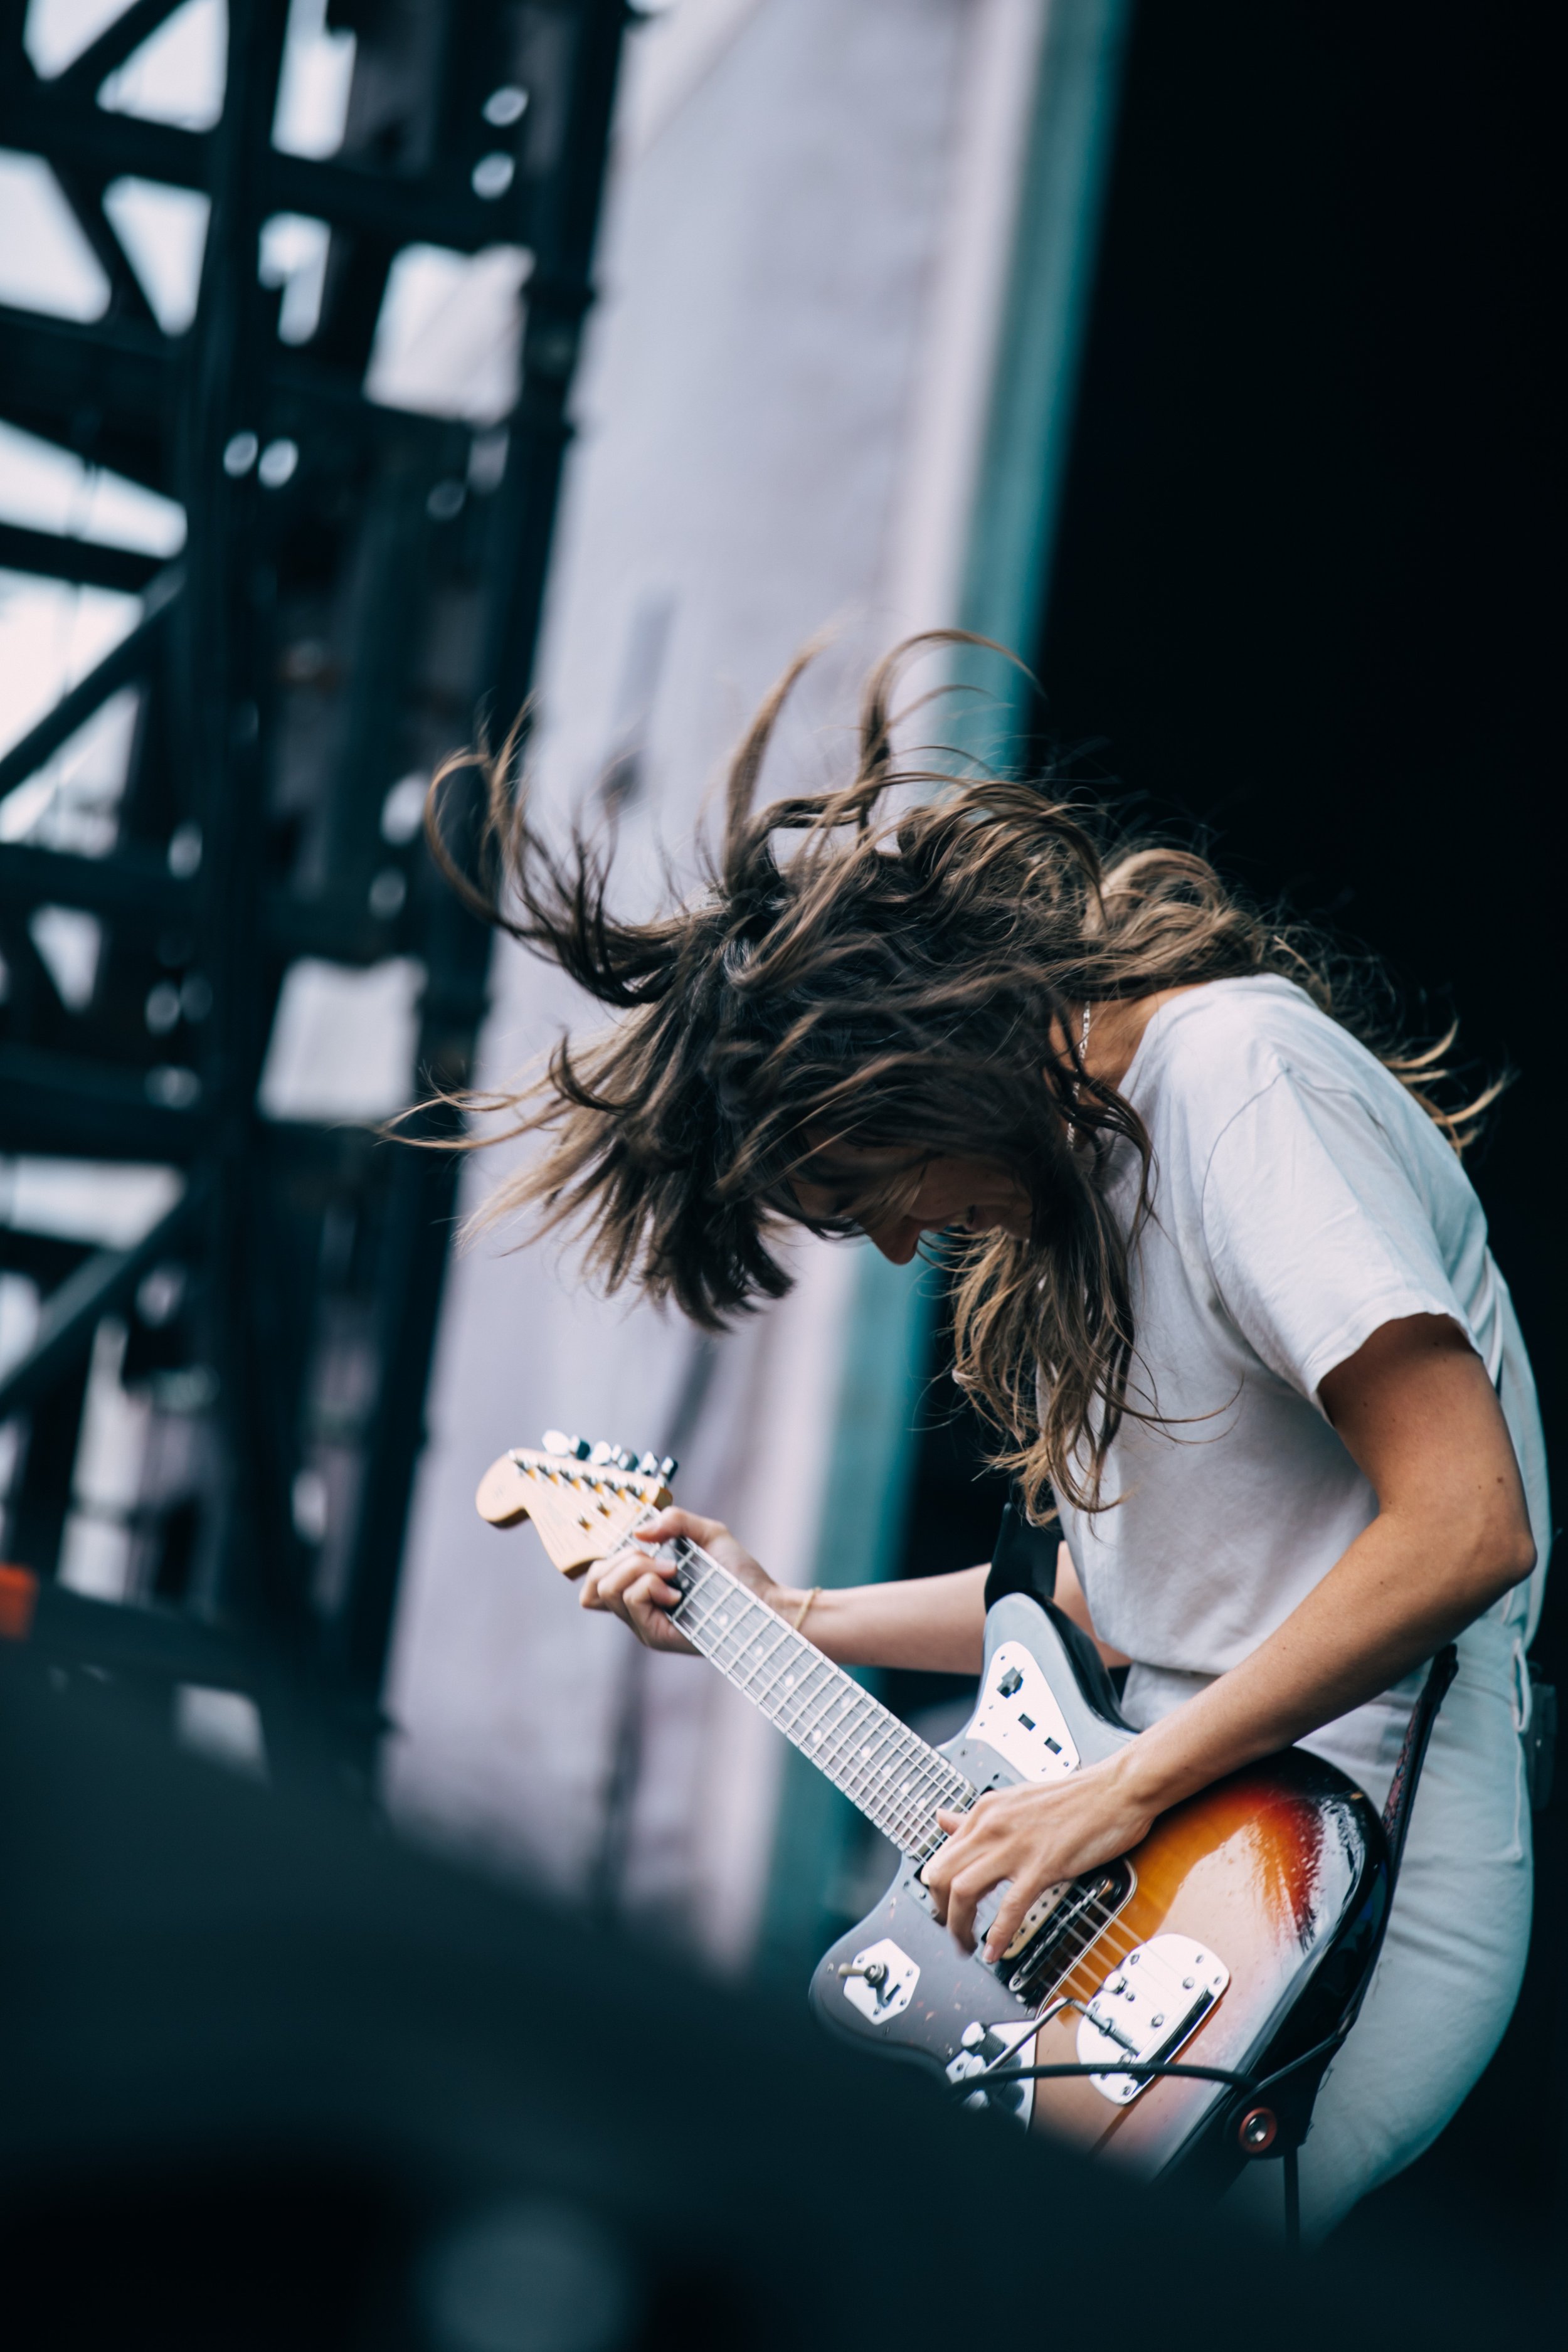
[[1066, 1000, 1092, 1147]]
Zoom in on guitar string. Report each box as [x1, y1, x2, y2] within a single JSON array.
[[663, 1536, 1155, 2006], [677, 1572, 1091, 1867], [670, 1560, 1194, 2054], [668, 1545, 973, 1840], [664, 1540, 1142, 1920], [712, 1618, 960, 1833], [544, 1476, 1155, 2003], [691, 1616, 971, 1851], [657, 1535, 1149, 2001], [529, 1471, 1147, 2018], [672, 1555, 1142, 1965]]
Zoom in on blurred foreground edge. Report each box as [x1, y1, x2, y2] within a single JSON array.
[[0, 1653, 1530, 2349]]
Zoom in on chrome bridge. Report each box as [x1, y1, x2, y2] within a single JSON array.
[[1076, 1933, 1230, 2106]]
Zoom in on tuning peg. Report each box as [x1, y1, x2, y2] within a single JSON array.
[[636, 1451, 679, 1481], [584, 1440, 645, 1474], [541, 1429, 590, 1459], [659, 1455, 677, 1481]]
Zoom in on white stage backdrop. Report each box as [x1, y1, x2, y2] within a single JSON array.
[[383, 0, 1049, 1967]]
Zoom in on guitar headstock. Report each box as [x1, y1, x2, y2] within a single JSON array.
[[475, 1431, 677, 1579]]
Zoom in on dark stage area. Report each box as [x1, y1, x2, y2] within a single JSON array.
[[892, 0, 1560, 2249], [1037, 0, 1562, 2249]]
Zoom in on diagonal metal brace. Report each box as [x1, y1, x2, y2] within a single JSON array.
[[0, 1183, 201, 1424], [54, 0, 189, 98], [0, 562, 183, 804]]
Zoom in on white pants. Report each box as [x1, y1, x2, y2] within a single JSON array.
[[1129, 1611, 1534, 2241]]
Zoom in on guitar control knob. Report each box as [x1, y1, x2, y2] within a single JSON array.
[[960, 2021, 986, 2050], [997, 1667, 1024, 1697]]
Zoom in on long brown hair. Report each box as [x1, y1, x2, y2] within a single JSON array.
[[424, 634, 1495, 1517]]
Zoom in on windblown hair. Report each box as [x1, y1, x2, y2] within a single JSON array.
[[424, 633, 1496, 1517]]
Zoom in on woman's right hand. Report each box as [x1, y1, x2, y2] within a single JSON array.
[[579, 1507, 779, 1655]]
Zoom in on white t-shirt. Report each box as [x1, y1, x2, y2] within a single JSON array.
[[1058, 977, 1550, 1755]]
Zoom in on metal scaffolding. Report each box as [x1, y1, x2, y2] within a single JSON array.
[[0, 0, 626, 1782]]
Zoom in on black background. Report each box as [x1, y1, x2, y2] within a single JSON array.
[[901, 0, 1561, 2245], [1043, 0, 1562, 2244]]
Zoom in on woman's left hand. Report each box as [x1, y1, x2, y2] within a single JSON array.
[[924, 1752, 1157, 1963]]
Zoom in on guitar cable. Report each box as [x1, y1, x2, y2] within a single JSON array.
[[964, 2028, 1345, 2104], [955, 2026, 1349, 2250]]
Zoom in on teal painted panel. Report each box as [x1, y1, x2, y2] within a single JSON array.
[[957, 0, 1132, 742], [813, 1247, 936, 1594]]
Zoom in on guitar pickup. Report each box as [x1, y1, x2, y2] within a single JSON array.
[[999, 1858, 1133, 1998]]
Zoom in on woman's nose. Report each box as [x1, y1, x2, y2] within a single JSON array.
[[863, 1216, 922, 1266]]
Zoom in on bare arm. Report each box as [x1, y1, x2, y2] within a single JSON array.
[[803, 1541, 1128, 1673], [924, 1313, 1535, 1957], [783, 1564, 988, 1672], [582, 1515, 990, 1672], [583, 1523, 1118, 1678], [1112, 1313, 1533, 1805]]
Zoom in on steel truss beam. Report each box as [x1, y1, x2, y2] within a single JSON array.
[[0, 0, 627, 1781]]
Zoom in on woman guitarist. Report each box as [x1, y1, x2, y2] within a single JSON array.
[[433, 639, 1549, 2238]]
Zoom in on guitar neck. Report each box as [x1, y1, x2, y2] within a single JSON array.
[[658, 1532, 975, 1860]]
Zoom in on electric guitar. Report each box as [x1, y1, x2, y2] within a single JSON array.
[[477, 1435, 1388, 2188]]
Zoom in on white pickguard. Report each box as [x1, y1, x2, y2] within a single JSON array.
[[964, 1640, 1081, 1782]]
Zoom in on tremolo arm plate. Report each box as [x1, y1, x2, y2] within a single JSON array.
[[1076, 1932, 1229, 2105]]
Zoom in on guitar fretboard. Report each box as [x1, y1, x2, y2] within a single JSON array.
[[660, 1533, 975, 1860]]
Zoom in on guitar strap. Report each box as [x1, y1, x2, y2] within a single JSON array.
[[982, 1493, 1059, 1613], [1234, 1645, 1463, 2249], [1316, 1637, 1466, 2079], [1378, 1642, 1459, 1888]]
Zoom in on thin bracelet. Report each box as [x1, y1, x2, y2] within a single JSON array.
[[791, 1586, 822, 1634]]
